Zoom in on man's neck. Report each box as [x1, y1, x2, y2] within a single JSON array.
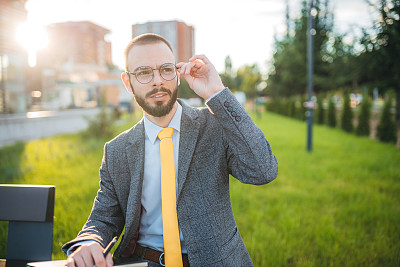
[[144, 102, 178, 128]]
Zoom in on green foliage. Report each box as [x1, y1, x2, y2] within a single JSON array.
[[220, 55, 236, 91], [326, 35, 358, 89], [1, 112, 400, 266], [236, 64, 261, 99], [287, 98, 296, 118], [377, 96, 397, 143], [358, 0, 400, 126], [341, 93, 353, 132], [327, 95, 337, 127], [356, 94, 371, 136], [0, 142, 26, 181], [220, 73, 236, 91], [316, 94, 325, 124], [237, 112, 400, 266], [0, 118, 139, 259], [83, 95, 117, 139], [177, 79, 199, 99], [266, 97, 307, 121], [267, 0, 337, 97]]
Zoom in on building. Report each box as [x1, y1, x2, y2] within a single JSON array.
[[44, 21, 112, 74], [0, 0, 28, 113], [132, 20, 194, 63], [35, 21, 123, 109]]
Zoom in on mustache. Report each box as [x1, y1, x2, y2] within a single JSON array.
[[146, 87, 171, 98]]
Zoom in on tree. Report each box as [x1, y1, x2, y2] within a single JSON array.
[[236, 64, 261, 99], [377, 95, 397, 143], [327, 35, 359, 90], [341, 93, 353, 133], [84, 92, 115, 139], [316, 93, 325, 124], [220, 55, 236, 91], [267, 0, 337, 97], [327, 95, 336, 127], [178, 79, 198, 99], [359, 0, 400, 129], [356, 93, 371, 136]]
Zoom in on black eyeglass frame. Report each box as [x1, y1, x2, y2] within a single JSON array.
[[125, 63, 178, 84]]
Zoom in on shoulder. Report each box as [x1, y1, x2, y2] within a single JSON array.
[[179, 99, 216, 123], [105, 118, 145, 150]]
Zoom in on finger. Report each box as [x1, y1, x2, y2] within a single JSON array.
[[66, 257, 76, 267], [179, 63, 187, 74], [106, 253, 114, 267], [176, 62, 185, 68], [185, 61, 196, 75], [189, 54, 211, 65], [90, 245, 108, 267], [71, 253, 89, 267], [180, 60, 204, 77], [190, 59, 205, 70], [179, 62, 190, 75], [180, 71, 194, 85], [72, 245, 96, 267]]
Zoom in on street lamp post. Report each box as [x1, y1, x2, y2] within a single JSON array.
[[307, 0, 316, 152]]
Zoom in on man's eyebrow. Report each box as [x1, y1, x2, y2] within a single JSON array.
[[132, 63, 179, 70]]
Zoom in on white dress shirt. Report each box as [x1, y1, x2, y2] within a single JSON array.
[[138, 102, 187, 253], [67, 93, 224, 256]]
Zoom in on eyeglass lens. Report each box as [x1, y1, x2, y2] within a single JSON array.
[[135, 63, 176, 84]]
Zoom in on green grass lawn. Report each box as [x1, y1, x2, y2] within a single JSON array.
[[1, 111, 399, 266]]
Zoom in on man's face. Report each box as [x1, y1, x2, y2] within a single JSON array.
[[125, 42, 179, 117]]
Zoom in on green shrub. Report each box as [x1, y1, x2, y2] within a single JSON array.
[[341, 93, 353, 133], [316, 94, 325, 125], [287, 98, 296, 118], [355, 94, 371, 136], [83, 94, 115, 139], [377, 96, 397, 143], [327, 96, 337, 128]]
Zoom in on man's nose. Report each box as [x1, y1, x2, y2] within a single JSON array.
[[152, 69, 163, 85]]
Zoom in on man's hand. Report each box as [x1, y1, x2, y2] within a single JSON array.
[[66, 242, 113, 267], [177, 54, 225, 100]]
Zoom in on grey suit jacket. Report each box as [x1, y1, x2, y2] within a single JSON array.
[[62, 88, 278, 266]]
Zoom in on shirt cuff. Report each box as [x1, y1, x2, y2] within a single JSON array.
[[206, 89, 225, 102], [67, 240, 96, 256]]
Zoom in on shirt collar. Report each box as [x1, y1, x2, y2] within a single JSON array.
[[143, 102, 182, 144]]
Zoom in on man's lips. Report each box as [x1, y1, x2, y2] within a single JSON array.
[[151, 92, 168, 99], [147, 88, 171, 101]]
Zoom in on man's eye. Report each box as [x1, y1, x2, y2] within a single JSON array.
[[137, 69, 152, 76], [161, 67, 174, 73]]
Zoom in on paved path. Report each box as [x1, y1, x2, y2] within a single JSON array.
[[0, 108, 100, 147]]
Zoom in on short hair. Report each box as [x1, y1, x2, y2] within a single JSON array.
[[124, 33, 174, 71]]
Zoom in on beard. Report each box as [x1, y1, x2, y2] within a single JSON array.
[[133, 85, 178, 117]]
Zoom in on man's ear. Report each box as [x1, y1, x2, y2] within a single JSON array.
[[121, 72, 133, 94]]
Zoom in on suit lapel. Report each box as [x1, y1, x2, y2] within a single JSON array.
[[119, 103, 200, 249], [121, 119, 145, 251], [177, 100, 200, 200]]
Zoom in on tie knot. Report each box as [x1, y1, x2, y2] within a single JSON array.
[[158, 127, 174, 140]]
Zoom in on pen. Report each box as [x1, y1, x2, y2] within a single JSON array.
[[103, 236, 118, 257]]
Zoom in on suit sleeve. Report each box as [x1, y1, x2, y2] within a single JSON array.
[[205, 88, 278, 185], [62, 142, 125, 254]]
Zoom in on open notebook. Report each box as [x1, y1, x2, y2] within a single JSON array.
[[27, 260, 147, 267]]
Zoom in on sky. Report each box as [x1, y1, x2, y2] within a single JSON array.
[[23, 0, 375, 73]]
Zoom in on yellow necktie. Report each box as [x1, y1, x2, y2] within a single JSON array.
[[158, 127, 183, 267]]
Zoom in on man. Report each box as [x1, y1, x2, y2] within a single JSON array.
[[63, 33, 278, 267]]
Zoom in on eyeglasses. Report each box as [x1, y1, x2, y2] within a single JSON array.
[[125, 63, 177, 84]]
